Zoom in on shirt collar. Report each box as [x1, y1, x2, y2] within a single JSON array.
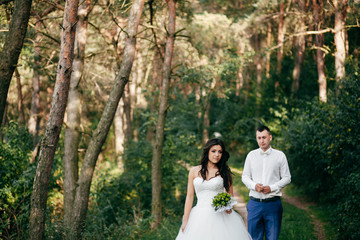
[[259, 147, 272, 155]]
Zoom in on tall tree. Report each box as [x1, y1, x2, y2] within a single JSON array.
[[114, 99, 125, 169], [146, 50, 163, 142], [63, 0, 91, 237], [276, 1, 285, 76], [0, 0, 32, 128], [15, 69, 25, 124], [123, 83, 133, 140], [28, 3, 60, 141], [265, 21, 272, 79], [313, 0, 327, 102], [292, 1, 307, 93], [151, 0, 176, 228], [70, 0, 145, 237], [28, 19, 42, 140], [333, 0, 348, 84], [29, 0, 80, 239]]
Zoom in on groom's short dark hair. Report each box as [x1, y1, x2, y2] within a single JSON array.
[[257, 125, 271, 134]]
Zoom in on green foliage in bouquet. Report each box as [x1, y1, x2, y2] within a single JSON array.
[[212, 192, 232, 211]]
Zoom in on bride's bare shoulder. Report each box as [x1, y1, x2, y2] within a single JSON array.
[[189, 165, 201, 178]]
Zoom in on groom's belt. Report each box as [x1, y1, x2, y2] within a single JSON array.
[[250, 196, 280, 202]]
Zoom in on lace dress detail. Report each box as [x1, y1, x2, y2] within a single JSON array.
[[175, 176, 252, 240], [193, 176, 224, 209]]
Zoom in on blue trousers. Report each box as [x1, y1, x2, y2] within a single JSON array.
[[246, 199, 283, 240]]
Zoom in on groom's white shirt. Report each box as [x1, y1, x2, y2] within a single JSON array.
[[242, 147, 291, 199]]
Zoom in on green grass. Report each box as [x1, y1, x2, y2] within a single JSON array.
[[140, 216, 182, 240], [284, 184, 339, 240], [280, 201, 316, 240], [308, 205, 338, 240]]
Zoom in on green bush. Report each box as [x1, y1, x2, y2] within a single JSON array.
[[282, 68, 360, 239], [0, 122, 35, 239], [84, 131, 197, 238]]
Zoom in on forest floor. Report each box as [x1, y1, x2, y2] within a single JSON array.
[[232, 169, 326, 240], [281, 192, 326, 240]]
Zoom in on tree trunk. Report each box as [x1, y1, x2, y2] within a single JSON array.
[[15, 68, 25, 124], [146, 49, 162, 141], [28, 20, 41, 142], [114, 99, 125, 170], [123, 83, 133, 140], [0, 0, 32, 128], [276, 1, 285, 76], [291, 1, 306, 94], [70, 0, 145, 237], [29, 0, 79, 239], [334, 0, 347, 84], [313, 0, 327, 102], [256, 56, 262, 99], [265, 21, 272, 79], [202, 102, 210, 144], [63, 0, 90, 237], [151, 0, 176, 228], [236, 66, 244, 96]]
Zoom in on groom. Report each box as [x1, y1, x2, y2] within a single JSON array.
[[242, 125, 291, 240]]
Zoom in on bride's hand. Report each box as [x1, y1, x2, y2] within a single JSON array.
[[181, 220, 188, 232], [225, 209, 232, 214]]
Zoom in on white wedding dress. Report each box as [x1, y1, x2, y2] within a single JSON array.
[[176, 176, 252, 240]]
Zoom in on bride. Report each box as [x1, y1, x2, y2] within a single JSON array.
[[176, 138, 252, 240]]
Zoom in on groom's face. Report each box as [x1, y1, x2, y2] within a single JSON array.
[[256, 130, 272, 151]]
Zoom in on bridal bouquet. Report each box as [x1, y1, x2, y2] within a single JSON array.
[[212, 192, 237, 213]]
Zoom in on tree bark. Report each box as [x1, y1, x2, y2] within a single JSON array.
[[236, 66, 244, 96], [63, 0, 90, 237], [114, 99, 125, 170], [28, 20, 41, 142], [291, 1, 307, 94], [70, 0, 145, 237], [151, 0, 176, 228], [265, 21, 272, 79], [29, 3, 59, 141], [15, 68, 25, 124], [202, 102, 210, 144], [29, 0, 79, 239], [146, 49, 163, 141], [0, 0, 32, 128], [276, 1, 285, 76], [123, 83, 133, 140], [313, 0, 327, 102], [334, 0, 347, 84]]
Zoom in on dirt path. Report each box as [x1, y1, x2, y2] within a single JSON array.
[[231, 168, 326, 239], [233, 188, 248, 227], [282, 192, 326, 240]]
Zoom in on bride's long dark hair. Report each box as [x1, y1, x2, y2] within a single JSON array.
[[199, 138, 233, 192]]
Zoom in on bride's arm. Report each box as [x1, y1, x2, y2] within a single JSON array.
[[181, 167, 196, 232], [227, 185, 234, 196], [225, 184, 234, 214]]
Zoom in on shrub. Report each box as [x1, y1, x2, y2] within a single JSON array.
[[282, 68, 360, 239], [0, 122, 34, 239]]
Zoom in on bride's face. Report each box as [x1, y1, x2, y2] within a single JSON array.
[[208, 145, 223, 165]]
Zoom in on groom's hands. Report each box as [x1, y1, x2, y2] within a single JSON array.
[[255, 183, 271, 194], [255, 183, 263, 192]]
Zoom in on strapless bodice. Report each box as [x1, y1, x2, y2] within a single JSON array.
[[193, 176, 224, 208]]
